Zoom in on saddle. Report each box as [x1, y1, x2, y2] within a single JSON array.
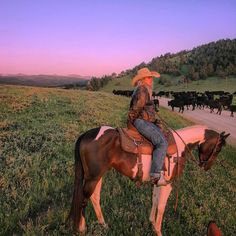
[[117, 127, 177, 156], [117, 126, 177, 185]]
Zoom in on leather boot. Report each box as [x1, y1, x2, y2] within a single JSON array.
[[150, 171, 169, 186]]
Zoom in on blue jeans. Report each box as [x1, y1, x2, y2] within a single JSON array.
[[133, 119, 168, 173]]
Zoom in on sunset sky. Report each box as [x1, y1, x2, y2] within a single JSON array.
[[0, 0, 236, 77]]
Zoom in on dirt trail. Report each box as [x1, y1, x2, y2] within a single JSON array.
[[159, 97, 236, 147]]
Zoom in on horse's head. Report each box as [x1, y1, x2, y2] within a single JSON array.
[[198, 131, 230, 171]]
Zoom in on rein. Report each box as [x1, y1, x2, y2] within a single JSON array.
[[155, 113, 220, 212], [157, 116, 198, 164], [157, 113, 221, 167]]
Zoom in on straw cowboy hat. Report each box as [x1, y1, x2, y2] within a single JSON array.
[[131, 67, 160, 86]]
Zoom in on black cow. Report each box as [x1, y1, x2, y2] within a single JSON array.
[[229, 105, 236, 117], [168, 99, 184, 113], [196, 94, 208, 109], [113, 90, 133, 97], [219, 94, 233, 109], [208, 99, 222, 115], [153, 98, 159, 112]]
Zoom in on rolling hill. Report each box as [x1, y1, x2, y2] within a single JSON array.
[[0, 74, 90, 87], [94, 39, 236, 92]]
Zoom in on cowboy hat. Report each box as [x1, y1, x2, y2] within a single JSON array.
[[131, 67, 160, 86]]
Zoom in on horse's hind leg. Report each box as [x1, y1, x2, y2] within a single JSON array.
[[90, 178, 106, 226], [79, 178, 101, 232]]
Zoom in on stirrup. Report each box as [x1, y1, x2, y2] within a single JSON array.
[[151, 172, 169, 186], [156, 178, 169, 186]]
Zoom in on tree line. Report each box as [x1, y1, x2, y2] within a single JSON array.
[[148, 39, 236, 80], [87, 38, 236, 90], [86, 75, 113, 91]]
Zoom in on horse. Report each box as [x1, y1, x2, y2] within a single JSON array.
[[68, 124, 229, 235], [207, 221, 223, 236]]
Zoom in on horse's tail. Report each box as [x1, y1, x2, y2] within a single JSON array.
[[68, 133, 86, 228]]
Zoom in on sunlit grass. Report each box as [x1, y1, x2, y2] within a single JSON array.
[[100, 75, 236, 94], [0, 85, 235, 235]]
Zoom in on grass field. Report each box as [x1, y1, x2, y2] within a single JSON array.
[[100, 75, 236, 94], [155, 76, 236, 94], [0, 85, 235, 235]]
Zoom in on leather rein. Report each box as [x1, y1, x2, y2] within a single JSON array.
[[157, 115, 220, 167], [157, 115, 220, 212]]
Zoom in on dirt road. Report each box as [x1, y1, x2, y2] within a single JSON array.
[[159, 97, 236, 147]]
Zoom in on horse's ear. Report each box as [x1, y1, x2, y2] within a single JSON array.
[[220, 133, 230, 146], [223, 133, 230, 139], [220, 131, 225, 137]]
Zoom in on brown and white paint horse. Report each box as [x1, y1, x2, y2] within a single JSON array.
[[68, 125, 229, 235]]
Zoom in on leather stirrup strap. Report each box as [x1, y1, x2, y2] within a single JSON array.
[[134, 146, 143, 186]]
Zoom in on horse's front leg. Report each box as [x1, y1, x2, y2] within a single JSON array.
[[149, 185, 158, 224], [150, 184, 172, 236], [90, 178, 107, 227]]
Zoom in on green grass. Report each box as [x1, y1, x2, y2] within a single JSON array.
[[100, 74, 236, 94], [0, 85, 235, 235], [155, 76, 236, 93], [100, 75, 133, 93]]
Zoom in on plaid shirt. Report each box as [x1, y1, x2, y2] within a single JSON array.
[[128, 85, 156, 123]]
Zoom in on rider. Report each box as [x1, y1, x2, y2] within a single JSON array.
[[128, 67, 168, 186]]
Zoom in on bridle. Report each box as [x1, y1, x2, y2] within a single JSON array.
[[157, 115, 221, 167], [198, 134, 220, 168], [156, 116, 221, 212]]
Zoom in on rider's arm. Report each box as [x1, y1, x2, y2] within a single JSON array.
[[128, 86, 149, 123]]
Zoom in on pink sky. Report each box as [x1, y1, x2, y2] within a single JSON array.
[[0, 1, 236, 77]]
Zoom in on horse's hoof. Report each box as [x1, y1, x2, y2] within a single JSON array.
[[78, 226, 87, 234], [152, 225, 163, 236], [101, 223, 109, 229], [149, 217, 155, 224]]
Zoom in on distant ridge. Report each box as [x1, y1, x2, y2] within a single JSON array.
[[0, 74, 90, 87]]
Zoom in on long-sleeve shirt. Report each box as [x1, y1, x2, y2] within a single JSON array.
[[128, 85, 156, 123]]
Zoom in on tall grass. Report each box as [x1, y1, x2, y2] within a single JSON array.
[[0, 85, 235, 235]]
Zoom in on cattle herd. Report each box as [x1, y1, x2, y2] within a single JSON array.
[[112, 89, 236, 117]]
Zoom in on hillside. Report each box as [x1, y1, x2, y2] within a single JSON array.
[[100, 74, 236, 94], [148, 39, 236, 79], [94, 39, 236, 92], [0, 74, 89, 87], [0, 85, 235, 235]]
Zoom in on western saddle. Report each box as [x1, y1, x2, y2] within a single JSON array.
[[117, 126, 177, 184]]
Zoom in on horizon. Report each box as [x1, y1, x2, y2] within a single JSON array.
[[0, 73, 91, 78], [0, 1, 236, 77], [0, 38, 235, 78]]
